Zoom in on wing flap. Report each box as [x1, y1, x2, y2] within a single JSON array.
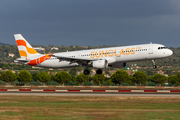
[[49, 54, 98, 65], [49, 55, 94, 61]]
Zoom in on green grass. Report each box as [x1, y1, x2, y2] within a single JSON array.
[[0, 96, 180, 120], [0, 111, 20, 116]]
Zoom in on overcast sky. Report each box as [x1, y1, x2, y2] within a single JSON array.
[[1, 0, 180, 47]]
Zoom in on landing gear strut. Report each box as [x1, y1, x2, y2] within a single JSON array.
[[152, 60, 157, 69], [96, 69, 102, 74]]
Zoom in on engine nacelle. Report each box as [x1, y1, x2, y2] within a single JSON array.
[[111, 62, 126, 68], [92, 59, 108, 69]]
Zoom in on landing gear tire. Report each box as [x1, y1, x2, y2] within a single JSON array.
[[152, 60, 157, 69], [96, 69, 102, 74], [83, 69, 90, 75]]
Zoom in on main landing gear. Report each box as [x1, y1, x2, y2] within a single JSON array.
[[96, 69, 102, 74], [83, 69, 103, 75], [83, 69, 90, 75], [152, 60, 157, 69]]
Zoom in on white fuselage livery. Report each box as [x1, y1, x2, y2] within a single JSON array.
[[33, 43, 172, 68]]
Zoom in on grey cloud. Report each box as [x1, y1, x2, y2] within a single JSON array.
[[0, 0, 180, 47]]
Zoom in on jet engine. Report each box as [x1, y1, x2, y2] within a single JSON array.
[[92, 59, 108, 69], [111, 62, 126, 68]]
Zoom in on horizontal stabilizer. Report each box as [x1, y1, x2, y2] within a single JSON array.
[[14, 58, 30, 63]]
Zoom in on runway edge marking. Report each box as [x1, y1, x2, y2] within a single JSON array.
[[0, 89, 180, 93]]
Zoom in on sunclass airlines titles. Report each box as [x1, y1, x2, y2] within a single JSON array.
[[90, 47, 142, 59]]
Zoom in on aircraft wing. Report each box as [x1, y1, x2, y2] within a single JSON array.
[[49, 54, 98, 65]]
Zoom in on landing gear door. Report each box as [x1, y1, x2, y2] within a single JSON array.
[[148, 45, 153, 54]]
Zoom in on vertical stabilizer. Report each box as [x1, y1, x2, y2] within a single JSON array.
[[14, 34, 39, 58]]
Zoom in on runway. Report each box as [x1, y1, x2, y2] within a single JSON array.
[[0, 92, 180, 97]]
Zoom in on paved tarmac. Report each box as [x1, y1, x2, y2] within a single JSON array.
[[0, 92, 180, 97]]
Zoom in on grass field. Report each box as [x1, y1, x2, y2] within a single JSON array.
[[0, 96, 180, 120]]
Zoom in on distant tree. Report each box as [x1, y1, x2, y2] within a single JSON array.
[[151, 74, 167, 86], [64, 68, 69, 71], [131, 71, 148, 86], [106, 79, 112, 85], [168, 75, 177, 86], [2, 66, 6, 70], [0, 63, 4, 68], [164, 70, 173, 76], [176, 72, 180, 87], [17, 70, 32, 86], [37, 71, 51, 86], [105, 70, 111, 76], [111, 69, 129, 86], [1, 70, 16, 84], [49, 70, 56, 81], [48, 44, 54, 48], [53, 71, 72, 86], [76, 67, 83, 72], [84, 67, 92, 72], [146, 70, 154, 76], [75, 73, 90, 85], [69, 68, 77, 77], [31, 73, 39, 81], [92, 74, 106, 86]]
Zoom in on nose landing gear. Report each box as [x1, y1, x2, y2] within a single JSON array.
[[153, 65, 157, 69], [152, 60, 157, 68]]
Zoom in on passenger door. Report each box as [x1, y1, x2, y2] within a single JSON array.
[[148, 44, 153, 54]]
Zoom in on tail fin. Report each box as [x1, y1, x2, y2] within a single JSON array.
[[14, 34, 39, 58]]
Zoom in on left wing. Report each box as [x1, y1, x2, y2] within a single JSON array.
[[49, 54, 99, 66]]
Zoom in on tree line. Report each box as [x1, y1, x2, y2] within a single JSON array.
[[1, 69, 180, 86]]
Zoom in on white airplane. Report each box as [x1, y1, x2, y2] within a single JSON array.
[[14, 34, 173, 75]]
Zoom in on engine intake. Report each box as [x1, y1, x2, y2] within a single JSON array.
[[92, 59, 108, 69]]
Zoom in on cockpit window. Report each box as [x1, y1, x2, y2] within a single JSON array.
[[158, 47, 166, 50]]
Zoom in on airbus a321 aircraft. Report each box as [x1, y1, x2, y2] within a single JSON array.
[[14, 34, 173, 75]]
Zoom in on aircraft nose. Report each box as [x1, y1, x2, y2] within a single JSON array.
[[168, 49, 173, 56]]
